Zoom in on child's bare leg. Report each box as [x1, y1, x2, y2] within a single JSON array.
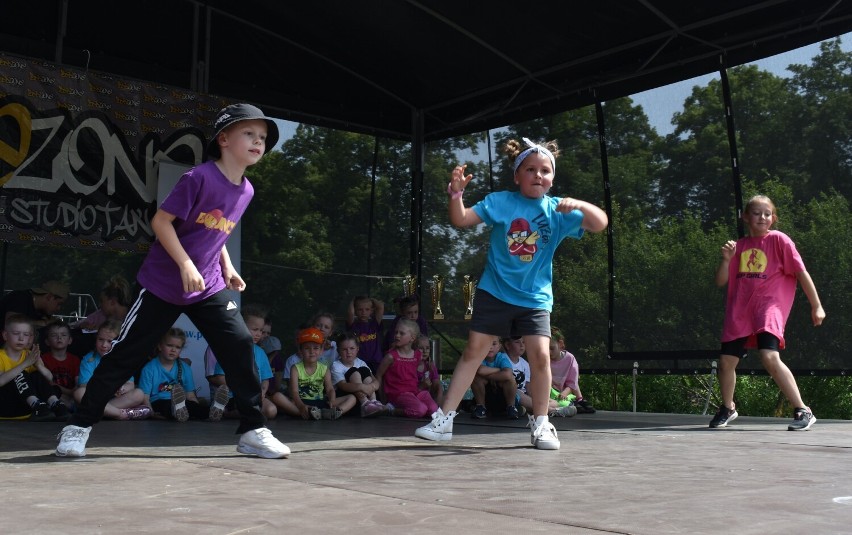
[[718, 354, 739, 409], [332, 394, 357, 414], [262, 398, 278, 419], [270, 392, 301, 417], [440, 331, 493, 413], [471, 375, 487, 406], [760, 349, 805, 407], [524, 335, 552, 417]]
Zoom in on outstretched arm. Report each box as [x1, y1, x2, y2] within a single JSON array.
[[797, 270, 825, 326], [448, 164, 482, 228], [555, 198, 608, 232], [715, 240, 737, 287]]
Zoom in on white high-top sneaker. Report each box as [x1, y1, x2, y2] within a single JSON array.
[[530, 415, 560, 450], [415, 408, 456, 441]]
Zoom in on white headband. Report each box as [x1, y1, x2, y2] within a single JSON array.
[[512, 137, 556, 174]]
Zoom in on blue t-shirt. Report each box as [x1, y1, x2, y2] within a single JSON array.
[[137, 160, 254, 305], [212, 345, 273, 398], [482, 352, 513, 370], [78, 350, 134, 386], [138, 358, 195, 403], [472, 191, 584, 311]]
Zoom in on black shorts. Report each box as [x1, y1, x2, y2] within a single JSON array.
[[469, 290, 551, 338], [720, 332, 780, 359], [344, 366, 373, 382]]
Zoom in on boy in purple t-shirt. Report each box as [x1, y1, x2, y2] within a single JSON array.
[[55, 103, 289, 460], [346, 296, 385, 372]]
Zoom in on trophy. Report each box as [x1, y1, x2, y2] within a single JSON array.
[[402, 274, 416, 297], [463, 275, 477, 320], [429, 274, 444, 320]]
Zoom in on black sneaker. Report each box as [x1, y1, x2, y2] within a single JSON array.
[[51, 401, 71, 422], [576, 399, 597, 414], [506, 405, 520, 419], [30, 401, 54, 422], [788, 407, 816, 431], [709, 405, 738, 428], [472, 404, 487, 419]]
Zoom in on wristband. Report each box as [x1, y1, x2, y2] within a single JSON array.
[[447, 182, 464, 199]]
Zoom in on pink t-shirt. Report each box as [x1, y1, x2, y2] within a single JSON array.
[[381, 348, 421, 403], [550, 350, 579, 391], [721, 230, 806, 349]]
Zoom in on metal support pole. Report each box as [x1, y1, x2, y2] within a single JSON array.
[[632, 361, 639, 413], [703, 361, 718, 415]]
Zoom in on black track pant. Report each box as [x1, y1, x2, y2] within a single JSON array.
[[70, 288, 265, 434]]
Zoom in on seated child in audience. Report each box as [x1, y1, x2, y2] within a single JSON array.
[[40, 321, 80, 408], [289, 327, 356, 420], [511, 336, 575, 417], [551, 327, 596, 413], [376, 319, 437, 418], [259, 317, 285, 394], [206, 305, 278, 420], [470, 336, 519, 419], [0, 314, 70, 421], [139, 328, 205, 422], [416, 334, 443, 406], [330, 331, 384, 417], [346, 296, 385, 373], [75, 320, 149, 420], [383, 295, 428, 353], [282, 312, 339, 389]]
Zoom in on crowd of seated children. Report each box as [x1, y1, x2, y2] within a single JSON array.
[[205, 304, 278, 421], [415, 334, 443, 406], [376, 319, 437, 419], [0, 314, 70, 421], [289, 327, 356, 420], [382, 295, 428, 353], [346, 296, 384, 373], [469, 336, 519, 419], [40, 321, 80, 409], [75, 319, 149, 420], [550, 327, 596, 414], [138, 328, 205, 422], [330, 331, 385, 417]]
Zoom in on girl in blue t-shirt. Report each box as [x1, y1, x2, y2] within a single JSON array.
[[415, 137, 608, 450]]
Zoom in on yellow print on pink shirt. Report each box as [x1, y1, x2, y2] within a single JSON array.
[[740, 248, 767, 273], [195, 209, 237, 234]]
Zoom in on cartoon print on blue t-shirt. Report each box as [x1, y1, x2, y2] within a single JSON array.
[[507, 218, 539, 262]]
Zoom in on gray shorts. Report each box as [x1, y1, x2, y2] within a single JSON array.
[[469, 290, 551, 338]]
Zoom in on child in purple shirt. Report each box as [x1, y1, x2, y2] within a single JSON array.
[[55, 103, 289, 459]]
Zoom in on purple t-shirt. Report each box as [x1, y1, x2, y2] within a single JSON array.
[[137, 161, 253, 305]]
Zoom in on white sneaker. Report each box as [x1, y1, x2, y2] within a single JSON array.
[[55, 425, 92, 457], [237, 427, 290, 458], [414, 408, 456, 441], [530, 415, 560, 450], [208, 384, 230, 422]]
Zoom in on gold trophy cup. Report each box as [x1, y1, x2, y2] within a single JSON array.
[[463, 275, 477, 320], [402, 274, 416, 297], [430, 274, 444, 320]]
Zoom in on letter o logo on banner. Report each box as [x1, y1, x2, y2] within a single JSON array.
[[0, 103, 32, 187]]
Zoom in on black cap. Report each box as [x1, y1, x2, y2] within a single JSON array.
[[206, 103, 280, 159]]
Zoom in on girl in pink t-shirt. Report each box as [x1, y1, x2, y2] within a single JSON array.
[[376, 319, 437, 418], [710, 195, 825, 432]]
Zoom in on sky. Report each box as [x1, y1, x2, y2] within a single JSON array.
[[272, 32, 849, 149]]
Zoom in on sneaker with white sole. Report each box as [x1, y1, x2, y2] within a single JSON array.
[[414, 408, 456, 441], [208, 384, 231, 422], [530, 415, 560, 450], [321, 407, 343, 420], [237, 427, 290, 458], [171, 383, 189, 422], [120, 405, 152, 420], [308, 406, 322, 420], [361, 400, 384, 418], [788, 407, 816, 431], [549, 405, 577, 417], [55, 425, 92, 457], [709, 405, 738, 428]]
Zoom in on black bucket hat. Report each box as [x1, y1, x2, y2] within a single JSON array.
[[206, 103, 280, 159]]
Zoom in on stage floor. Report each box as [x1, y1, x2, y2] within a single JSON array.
[[2, 410, 851, 534]]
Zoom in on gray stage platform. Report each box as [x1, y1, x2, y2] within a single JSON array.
[[1, 411, 851, 534]]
